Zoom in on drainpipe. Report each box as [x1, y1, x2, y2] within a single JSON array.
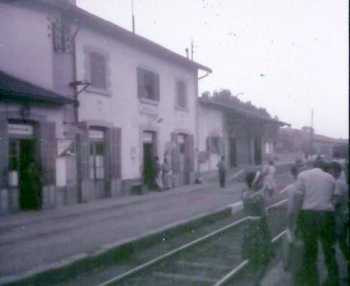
[[70, 21, 82, 202]]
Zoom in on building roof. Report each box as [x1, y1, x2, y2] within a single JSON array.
[[279, 127, 347, 144], [0, 70, 76, 105], [198, 97, 289, 126], [35, 0, 212, 73]]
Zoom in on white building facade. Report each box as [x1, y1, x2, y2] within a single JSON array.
[[0, 0, 211, 214], [73, 9, 210, 202]]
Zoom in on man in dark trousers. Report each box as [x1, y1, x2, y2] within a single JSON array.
[[295, 160, 339, 286], [217, 156, 226, 188]]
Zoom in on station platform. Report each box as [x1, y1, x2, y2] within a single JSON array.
[[0, 164, 292, 284], [262, 248, 349, 286]]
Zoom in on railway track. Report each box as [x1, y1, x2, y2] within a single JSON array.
[[97, 199, 288, 286]]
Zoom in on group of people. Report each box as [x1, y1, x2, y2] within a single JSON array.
[[286, 158, 349, 286], [240, 157, 349, 286], [145, 156, 172, 191]]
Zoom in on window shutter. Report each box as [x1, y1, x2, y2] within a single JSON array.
[[0, 115, 8, 188], [110, 127, 121, 179], [170, 132, 179, 172], [137, 68, 143, 98], [185, 134, 194, 172], [77, 122, 89, 180], [40, 121, 57, 185], [155, 73, 160, 101]]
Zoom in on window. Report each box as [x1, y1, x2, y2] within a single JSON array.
[[89, 52, 107, 90], [176, 80, 187, 108], [137, 68, 160, 101], [177, 134, 186, 154], [207, 136, 221, 154], [89, 129, 105, 180]]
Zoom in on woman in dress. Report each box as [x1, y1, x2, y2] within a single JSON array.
[[241, 170, 273, 286]]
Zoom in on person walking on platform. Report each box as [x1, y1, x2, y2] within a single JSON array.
[[217, 156, 226, 188], [295, 160, 339, 286], [241, 171, 273, 286]]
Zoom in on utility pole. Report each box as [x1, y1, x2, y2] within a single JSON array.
[[190, 40, 194, 60], [131, 0, 135, 33]]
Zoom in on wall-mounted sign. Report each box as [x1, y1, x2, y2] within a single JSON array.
[[143, 131, 154, 143], [8, 123, 34, 137], [88, 129, 104, 140]]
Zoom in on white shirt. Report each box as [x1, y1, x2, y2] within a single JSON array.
[[295, 168, 336, 211]]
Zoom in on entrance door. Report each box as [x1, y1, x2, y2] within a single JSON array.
[[254, 137, 262, 165], [229, 137, 237, 168], [143, 131, 157, 188], [9, 138, 41, 210], [88, 129, 107, 199]]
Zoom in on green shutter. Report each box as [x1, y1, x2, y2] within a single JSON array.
[[110, 127, 121, 179], [137, 67, 143, 98], [155, 73, 160, 101], [185, 134, 194, 172]]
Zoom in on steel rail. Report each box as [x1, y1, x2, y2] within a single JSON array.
[[97, 198, 288, 286], [97, 216, 249, 286]]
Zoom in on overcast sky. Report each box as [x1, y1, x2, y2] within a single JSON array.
[[77, 0, 348, 139]]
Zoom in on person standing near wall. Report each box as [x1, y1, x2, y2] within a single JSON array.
[[217, 156, 226, 188], [153, 156, 162, 190], [162, 157, 171, 190]]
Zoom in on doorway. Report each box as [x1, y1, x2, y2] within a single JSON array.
[[229, 137, 237, 168], [9, 138, 41, 210], [254, 136, 262, 165], [143, 131, 157, 188]]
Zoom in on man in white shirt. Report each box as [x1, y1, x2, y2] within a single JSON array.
[[295, 160, 339, 286]]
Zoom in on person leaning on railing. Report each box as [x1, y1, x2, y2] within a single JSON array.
[[241, 170, 273, 286]]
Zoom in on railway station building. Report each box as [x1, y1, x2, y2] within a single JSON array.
[[0, 0, 289, 215], [0, 0, 211, 214], [197, 92, 288, 174]]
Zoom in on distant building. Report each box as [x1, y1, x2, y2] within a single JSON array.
[[197, 92, 288, 174], [275, 126, 347, 160]]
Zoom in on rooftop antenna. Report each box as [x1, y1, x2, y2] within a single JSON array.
[[131, 0, 135, 33], [185, 48, 189, 58]]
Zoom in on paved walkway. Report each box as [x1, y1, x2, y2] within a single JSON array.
[[0, 164, 291, 283]]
